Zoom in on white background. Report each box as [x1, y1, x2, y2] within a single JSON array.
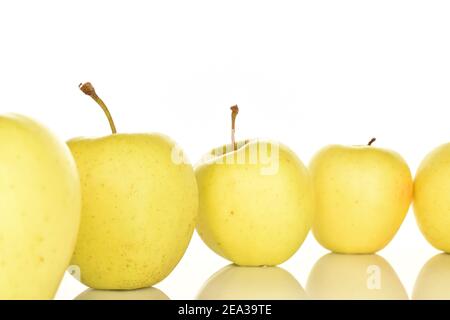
[[1, 0, 450, 299]]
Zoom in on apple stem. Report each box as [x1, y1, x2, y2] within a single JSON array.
[[368, 138, 376, 146], [230, 104, 239, 151], [79, 82, 117, 134]]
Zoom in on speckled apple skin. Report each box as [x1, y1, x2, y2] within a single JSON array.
[[68, 133, 198, 290]]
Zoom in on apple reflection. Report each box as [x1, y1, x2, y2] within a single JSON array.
[[413, 254, 450, 300], [74, 287, 170, 300], [197, 265, 307, 300], [306, 253, 408, 300]]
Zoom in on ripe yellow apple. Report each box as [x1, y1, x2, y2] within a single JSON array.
[[197, 265, 307, 300], [309, 140, 413, 253], [306, 253, 408, 299], [413, 254, 450, 300], [0, 114, 81, 299], [196, 106, 314, 266], [69, 83, 198, 289], [75, 287, 169, 300], [414, 144, 450, 252]]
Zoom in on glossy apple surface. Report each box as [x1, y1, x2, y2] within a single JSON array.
[[196, 140, 314, 266]]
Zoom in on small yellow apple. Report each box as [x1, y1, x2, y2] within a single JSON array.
[[0, 114, 81, 299], [197, 265, 307, 300], [68, 83, 198, 290], [196, 106, 314, 266], [414, 144, 450, 252], [306, 253, 408, 300], [309, 140, 413, 253], [413, 254, 450, 300]]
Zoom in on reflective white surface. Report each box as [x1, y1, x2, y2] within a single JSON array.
[[197, 265, 307, 300], [75, 287, 170, 300], [306, 254, 407, 299], [413, 254, 450, 300], [56, 213, 447, 300]]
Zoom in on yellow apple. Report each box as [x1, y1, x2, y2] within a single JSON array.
[[414, 144, 450, 252], [413, 254, 450, 300], [196, 106, 314, 266], [75, 287, 169, 300], [309, 140, 413, 253], [197, 265, 307, 300], [68, 83, 198, 289], [0, 114, 81, 299], [306, 253, 408, 299]]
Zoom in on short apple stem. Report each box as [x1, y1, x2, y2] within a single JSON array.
[[230, 104, 239, 151], [79, 82, 117, 134], [368, 138, 376, 146]]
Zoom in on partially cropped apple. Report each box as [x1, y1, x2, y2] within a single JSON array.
[[309, 139, 413, 254], [196, 105, 314, 266], [68, 83, 198, 290], [414, 144, 450, 252], [0, 114, 81, 299]]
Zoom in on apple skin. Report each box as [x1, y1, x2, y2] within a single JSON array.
[[0, 114, 81, 299], [413, 254, 450, 300], [306, 253, 408, 299], [197, 265, 307, 300], [68, 133, 198, 290], [195, 140, 314, 266], [413, 143, 450, 252], [309, 145, 413, 254]]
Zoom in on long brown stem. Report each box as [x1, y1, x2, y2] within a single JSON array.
[[79, 82, 117, 134], [368, 137, 376, 146], [230, 105, 239, 151]]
